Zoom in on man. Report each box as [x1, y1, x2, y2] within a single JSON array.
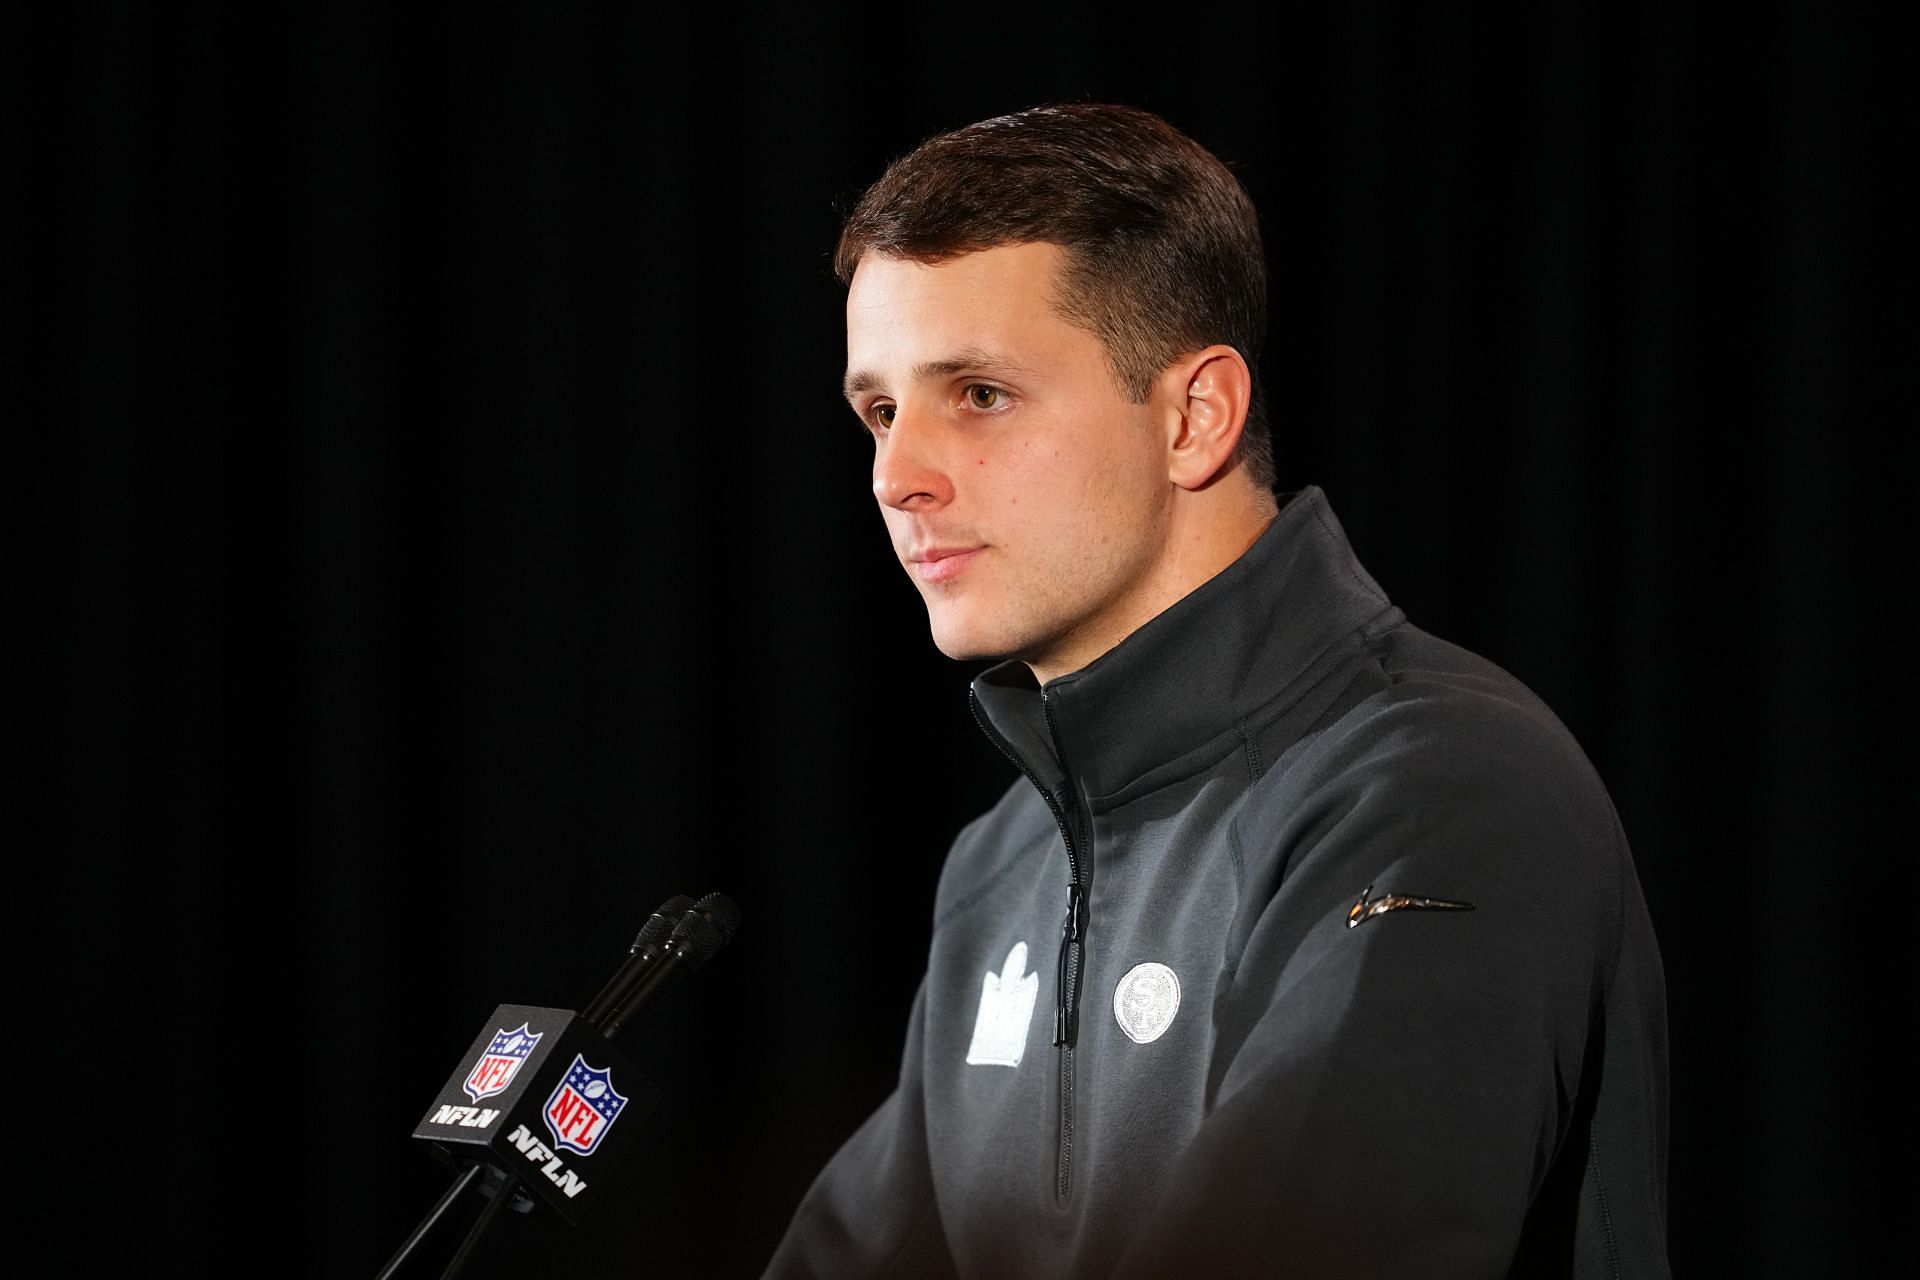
[[769, 104, 1668, 1278]]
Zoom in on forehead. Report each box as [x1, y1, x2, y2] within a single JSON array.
[[844, 243, 1080, 383]]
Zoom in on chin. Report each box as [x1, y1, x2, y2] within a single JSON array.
[[927, 628, 1005, 665], [924, 606, 1021, 666]]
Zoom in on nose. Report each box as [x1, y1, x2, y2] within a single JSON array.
[[871, 413, 954, 512]]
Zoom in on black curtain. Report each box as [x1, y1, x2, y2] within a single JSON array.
[[15, 4, 1900, 1275]]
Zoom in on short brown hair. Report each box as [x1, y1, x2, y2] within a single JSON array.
[[835, 103, 1274, 489]]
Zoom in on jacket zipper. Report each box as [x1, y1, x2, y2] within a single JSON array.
[[969, 689, 1087, 1204]]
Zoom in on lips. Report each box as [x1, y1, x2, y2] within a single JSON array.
[[911, 545, 984, 585]]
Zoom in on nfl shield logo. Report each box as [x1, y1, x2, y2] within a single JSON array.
[[542, 1055, 629, 1156], [462, 1024, 543, 1102]]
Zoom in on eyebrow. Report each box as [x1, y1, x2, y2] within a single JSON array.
[[843, 348, 1039, 402]]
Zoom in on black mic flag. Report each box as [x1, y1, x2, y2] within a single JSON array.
[[409, 1002, 655, 1225]]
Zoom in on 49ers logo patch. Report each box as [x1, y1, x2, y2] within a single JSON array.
[[1113, 962, 1181, 1044]]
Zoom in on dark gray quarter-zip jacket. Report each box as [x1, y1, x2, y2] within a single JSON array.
[[768, 488, 1669, 1279]]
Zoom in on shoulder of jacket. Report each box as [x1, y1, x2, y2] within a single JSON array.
[[929, 778, 1055, 931], [1215, 649, 1634, 998], [1237, 631, 1627, 894]]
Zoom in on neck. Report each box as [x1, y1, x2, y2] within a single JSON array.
[[1025, 480, 1278, 685]]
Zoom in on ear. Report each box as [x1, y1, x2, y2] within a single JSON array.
[[1158, 345, 1252, 491]]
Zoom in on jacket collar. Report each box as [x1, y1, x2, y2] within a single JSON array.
[[970, 486, 1395, 804]]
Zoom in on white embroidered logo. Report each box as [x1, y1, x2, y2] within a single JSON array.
[[1113, 961, 1181, 1044], [965, 941, 1039, 1068]]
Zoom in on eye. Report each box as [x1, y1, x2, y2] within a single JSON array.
[[965, 385, 1004, 410], [872, 403, 896, 431]]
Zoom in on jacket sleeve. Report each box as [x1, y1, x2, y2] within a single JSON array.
[[763, 977, 957, 1279], [1111, 692, 1665, 1278]]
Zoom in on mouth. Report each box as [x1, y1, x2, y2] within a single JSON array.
[[910, 546, 984, 585]]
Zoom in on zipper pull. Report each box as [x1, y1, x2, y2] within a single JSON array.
[[1053, 882, 1086, 1046]]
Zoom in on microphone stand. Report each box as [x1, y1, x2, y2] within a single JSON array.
[[374, 1165, 480, 1280], [375, 1162, 527, 1280], [436, 1167, 521, 1280]]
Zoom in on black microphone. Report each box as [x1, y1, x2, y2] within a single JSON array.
[[598, 891, 740, 1040], [581, 894, 694, 1030]]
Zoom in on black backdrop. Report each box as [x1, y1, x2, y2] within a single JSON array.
[[15, 4, 1902, 1276]]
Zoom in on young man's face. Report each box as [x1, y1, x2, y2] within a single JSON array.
[[844, 242, 1176, 681]]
